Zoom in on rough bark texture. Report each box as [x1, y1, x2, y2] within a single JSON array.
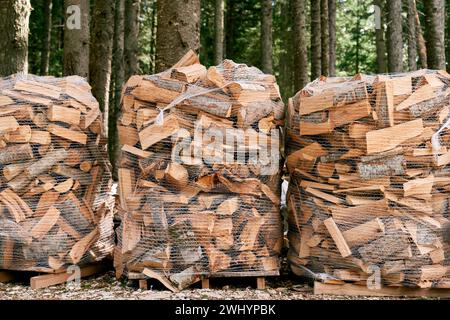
[[328, 0, 336, 76], [310, 0, 321, 79], [63, 0, 90, 78], [423, 0, 446, 70], [41, 0, 52, 75], [407, 0, 417, 71], [214, 0, 224, 65], [387, 0, 403, 72], [150, 0, 157, 73], [414, 1, 427, 69], [0, 0, 31, 76], [261, 0, 273, 74], [293, 0, 308, 91], [124, 0, 140, 79], [110, 0, 125, 177], [90, 0, 115, 132], [156, 0, 201, 73], [374, 0, 387, 73], [447, 1, 450, 72], [279, 0, 294, 98], [320, 0, 329, 76]]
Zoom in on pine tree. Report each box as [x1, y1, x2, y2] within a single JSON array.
[[41, 0, 53, 75], [109, 0, 125, 176], [328, 0, 336, 76], [156, 0, 201, 72], [63, 0, 90, 77], [407, 0, 418, 71], [261, 0, 273, 73], [293, 0, 308, 90], [214, 0, 224, 64], [90, 0, 115, 132], [310, 0, 321, 79], [124, 0, 140, 79], [387, 0, 403, 72], [0, 0, 32, 76], [423, 0, 446, 69], [320, 0, 329, 76]]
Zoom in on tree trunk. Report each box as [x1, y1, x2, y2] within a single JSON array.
[[355, 5, 361, 74], [414, 1, 427, 69], [328, 0, 336, 76], [386, 0, 403, 72], [150, 0, 157, 74], [447, 0, 450, 72], [41, 0, 53, 75], [156, 0, 201, 72], [407, 0, 417, 71], [214, 0, 224, 65], [423, 0, 446, 69], [261, 0, 273, 74], [225, 0, 236, 59], [0, 0, 31, 76], [90, 0, 115, 133], [124, 0, 140, 79], [320, 0, 329, 76], [293, 0, 308, 90], [110, 0, 125, 177], [310, 0, 322, 79], [374, 0, 387, 73], [279, 0, 294, 98], [63, 0, 90, 78]]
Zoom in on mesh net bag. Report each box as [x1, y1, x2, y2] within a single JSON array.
[[114, 51, 284, 290], [0, 74, 114, 272], [287, 70, 450, 288]]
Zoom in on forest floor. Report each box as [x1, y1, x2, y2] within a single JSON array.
[[0, 259, 421, 300]]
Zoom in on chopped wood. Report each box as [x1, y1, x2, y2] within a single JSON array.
[[323, 218, 352, 257], [287, 70, 450, 288], [138, 113, 180, 150], [115, 54, 282, 289], [366, 119, 424, 154], [47, 105, 81, 125], [48, 124, 87, 145]]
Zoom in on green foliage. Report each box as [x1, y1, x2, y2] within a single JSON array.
[[199, 0, 215, 66], [29, 0, 64, 76], [225, 0, 262, 67], [335, 0, 377, 76], [26, 0, 448, 92], [139, 0, 157, 74]]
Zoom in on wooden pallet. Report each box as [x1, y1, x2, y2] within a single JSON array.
[[314, 281, 450, 298], [0, 264, 106, 290], [130, 270, 278, 292]]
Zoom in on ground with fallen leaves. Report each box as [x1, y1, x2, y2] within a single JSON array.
[[0, 270, 413, 300], [0, 259, 423, 300]]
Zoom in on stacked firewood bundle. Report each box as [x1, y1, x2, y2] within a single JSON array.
[[0, 74, 114, 272], [114, 51, 284, 290], [287, 70, 450, 288]]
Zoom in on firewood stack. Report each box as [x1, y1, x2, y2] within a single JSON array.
[[114, 51, 284, 290], [0, 74, 114, 272], [287, 70, 450, 288]]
